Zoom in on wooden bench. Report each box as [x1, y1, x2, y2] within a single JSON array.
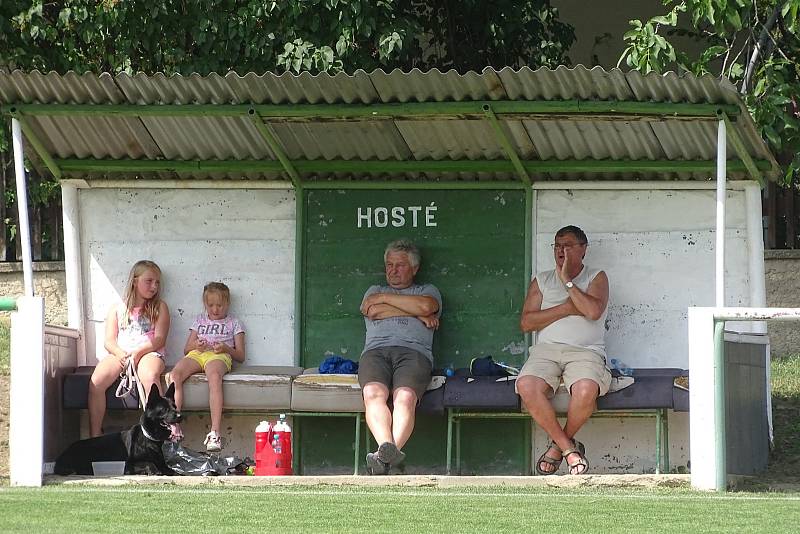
[[62, 365, 687, 475], [443, 368, 689, 475], [62, 365, 445, 475]]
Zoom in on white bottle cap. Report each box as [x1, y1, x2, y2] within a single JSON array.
[[256, 420, 271, 432]]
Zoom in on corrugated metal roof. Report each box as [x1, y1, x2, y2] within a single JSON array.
[[0, 66, 779, 182]]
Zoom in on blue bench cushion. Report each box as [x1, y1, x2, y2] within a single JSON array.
[[443, 368, 687, 412], [443, 376, 520, 411], [63, 366, 140, 410]]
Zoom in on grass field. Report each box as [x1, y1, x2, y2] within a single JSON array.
[[0, 323, 799, 532], [0, 485, 799, 533]]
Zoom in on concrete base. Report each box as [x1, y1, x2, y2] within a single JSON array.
[[46, 473, 691, 489]]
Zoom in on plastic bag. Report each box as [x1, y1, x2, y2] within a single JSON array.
[[162, 441, 252, 476]]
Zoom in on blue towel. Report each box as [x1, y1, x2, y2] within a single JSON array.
[[319, 355, 359, 374]]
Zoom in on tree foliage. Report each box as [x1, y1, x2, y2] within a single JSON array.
[[0, 0, 574, 216], [619, 0, 800, 183], [0, 0, 573, 75]]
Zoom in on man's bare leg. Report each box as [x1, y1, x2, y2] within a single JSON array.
[[517, 375, 576, 473], [562, 379, 599, 473], [362, 382, 393, 444], [391, 387, 418, 449]]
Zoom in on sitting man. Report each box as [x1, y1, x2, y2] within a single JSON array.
[[517, 225, 611, 475], [358, 239, 442, 474]]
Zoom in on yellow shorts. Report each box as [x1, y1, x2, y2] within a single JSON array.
[[185, 350, 233, 372]]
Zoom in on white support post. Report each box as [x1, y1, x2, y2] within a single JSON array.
[[715, 119, 727, 307], [61, 182, 87, 365], [9, 296, 45, 487], [11, 118, 34, 297], [744, 183, 767, 331], [688, 306, 719, 490], [689, 307, 800, 491]]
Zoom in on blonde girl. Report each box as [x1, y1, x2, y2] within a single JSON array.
[[170, 282, 245, 451], [88, 260, 170, 437]]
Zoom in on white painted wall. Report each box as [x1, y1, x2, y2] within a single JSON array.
[[535, 188, 753, 369], [79, 188, 296, 367]]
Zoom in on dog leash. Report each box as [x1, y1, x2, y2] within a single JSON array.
[[115, 355, 147, 411]]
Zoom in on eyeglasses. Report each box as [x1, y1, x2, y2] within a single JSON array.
[[551, 242, 586, 251]]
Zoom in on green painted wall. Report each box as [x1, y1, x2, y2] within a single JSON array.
[[300, 188, 530, 474], [302, 189, 527, 369]]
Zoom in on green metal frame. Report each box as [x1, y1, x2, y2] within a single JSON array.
[[446, 408, 670, 476], [52, 157, 771, 175], [718, 111, 766, 186], [2, 101, 740, 119]]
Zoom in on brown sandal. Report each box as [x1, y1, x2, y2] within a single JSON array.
[[535, 441, 563, 475], [562, 440, 589, 475]]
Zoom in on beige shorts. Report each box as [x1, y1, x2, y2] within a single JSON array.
[[518, 343, 612, 396]]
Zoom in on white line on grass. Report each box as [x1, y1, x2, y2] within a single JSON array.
[[26, 486, 800, 502]]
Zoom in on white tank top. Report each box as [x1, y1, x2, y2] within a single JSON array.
[[535, 265, 607, 358]]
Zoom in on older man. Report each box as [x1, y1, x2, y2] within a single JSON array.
[[358, 239, 442, 474], [518, 225, 611, 475]]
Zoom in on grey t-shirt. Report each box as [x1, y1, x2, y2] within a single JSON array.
[[361, 283, 443, 362]]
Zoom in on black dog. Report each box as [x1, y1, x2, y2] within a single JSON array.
[[55, 382, 182, 475]]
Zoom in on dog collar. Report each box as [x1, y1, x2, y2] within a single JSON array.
[[141, 425, 159, 442]]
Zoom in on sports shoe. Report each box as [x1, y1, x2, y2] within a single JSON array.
[[376, 442, 406, 467], [204, 430, 223, 452], [365, 452, 390, 475]]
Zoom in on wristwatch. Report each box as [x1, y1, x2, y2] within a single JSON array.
[[565, 281, 574, 290]]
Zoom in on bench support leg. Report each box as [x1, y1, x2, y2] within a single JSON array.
[[455, 416, 462, 475], [446, 410, 454, 475], [353, 414, 362, 475], [655, 411, 662, 474], [654, 409, 671, 474], [293, 417, 302, 475], [523, 418, 532, 475]]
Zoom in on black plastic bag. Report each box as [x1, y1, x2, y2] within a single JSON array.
[[162, 441, 252, 476]]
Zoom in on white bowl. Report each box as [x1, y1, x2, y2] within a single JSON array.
[[91, 461, 126, 476]]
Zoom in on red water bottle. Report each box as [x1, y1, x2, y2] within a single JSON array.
[[254, 420, 271, 476], [268, 414, 293, 475]]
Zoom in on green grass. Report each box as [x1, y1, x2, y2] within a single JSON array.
[[769, 354, 800, 464], [0, 317, 9, 375], [772, 354, 800, 400], [0, 485, 798, 533]]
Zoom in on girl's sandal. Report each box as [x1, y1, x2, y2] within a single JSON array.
[[535, 441, 563, 475], [562, 439, 589, 475]]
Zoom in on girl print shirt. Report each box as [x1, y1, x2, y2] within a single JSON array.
[[190, 313, 245, 348]]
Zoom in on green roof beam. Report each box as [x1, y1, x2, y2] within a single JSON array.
[[9, 112, 62, 179], [248, 108, 301, 186], [719, 111, 765, 187], [54, 157, 774, 175], [483, 104, 531, 185], [2, 101, 741, 120]]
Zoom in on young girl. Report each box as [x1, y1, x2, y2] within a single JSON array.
[[89, 260, 170, 437], [170, 282, 245, 451]]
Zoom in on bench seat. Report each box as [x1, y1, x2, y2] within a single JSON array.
[[63, 366, 140, 410], [166, 365, 303, 411], [443, 368, 689, 475], [291, 370, 446, 415]]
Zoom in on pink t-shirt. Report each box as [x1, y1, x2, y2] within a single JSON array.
[[190, 313, 244, 348], [116, 306, 164, 355]]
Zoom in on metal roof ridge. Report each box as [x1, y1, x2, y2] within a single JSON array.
[[1, 66, 739, 91]]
